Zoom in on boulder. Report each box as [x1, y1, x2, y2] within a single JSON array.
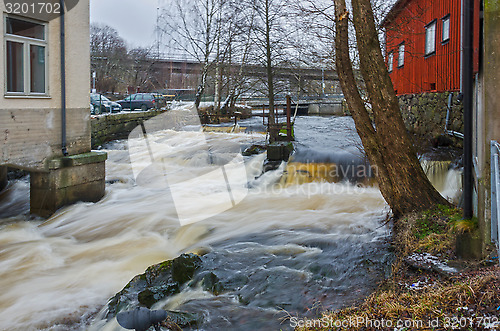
[[106, 254, 202, 318]]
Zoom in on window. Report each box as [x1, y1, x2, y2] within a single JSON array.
[[442, 15, 450, 42], [4, 17, 47, 95], [388, 52, 394, 72], [398, 43, 405, 67], [425, 20, 437, 56]]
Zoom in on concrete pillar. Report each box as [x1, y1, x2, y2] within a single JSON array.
[[299, 77, 305, 98], [482, 0, 500, 255], [0, 166, 7, 192], [30, 152, 107, 217]]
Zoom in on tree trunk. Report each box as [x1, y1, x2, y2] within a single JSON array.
[[194, 69, 207, 110], [195, 0, 214, 111], [333, 0, 450, 217], [214, 13, 222, 113], [265, 0, 275, 127]]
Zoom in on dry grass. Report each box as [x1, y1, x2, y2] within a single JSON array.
[[295, 271, 500, 331]]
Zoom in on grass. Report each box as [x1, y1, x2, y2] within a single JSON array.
[[396, 205, 477, 257], [293, 206, 499, 331]]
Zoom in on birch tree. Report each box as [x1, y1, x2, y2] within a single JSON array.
[[160, 0, 220, 109], [251, 0, 288, 127]]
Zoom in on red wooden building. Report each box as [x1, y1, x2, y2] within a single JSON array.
[[382, 0, 481, 95]]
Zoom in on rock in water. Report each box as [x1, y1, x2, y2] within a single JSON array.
[[106, 253, 202, 318], [117, 307, 167, 331]]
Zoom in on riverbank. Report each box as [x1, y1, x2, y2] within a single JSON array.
[[296, 206, 500, 331], [90, 103, 252, 148]]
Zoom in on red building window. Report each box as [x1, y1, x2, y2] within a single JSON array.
[[388, 52, 394, 72], [398, 43, 405, 67], [425, 20, 437, 56], [442, 15, 450, 43]]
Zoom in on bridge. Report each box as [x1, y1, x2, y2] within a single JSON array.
[[245, 95, 346, 116], [147, 58, 340, 82], [92, 56, 343, 95]]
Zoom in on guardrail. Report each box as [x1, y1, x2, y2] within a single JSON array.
[[491, 141, 500, 258]]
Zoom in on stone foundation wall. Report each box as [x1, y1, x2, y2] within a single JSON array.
[[91, 110, 165, 148], [398, 92, 464, 139]]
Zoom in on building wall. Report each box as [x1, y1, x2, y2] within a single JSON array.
[[384, 0, 480, 95], [476, 0, 500, 251], [0, 1, 91, 171]]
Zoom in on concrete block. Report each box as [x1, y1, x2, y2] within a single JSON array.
[[267, 142, 294, 162], [30, 152, 107, 217], [308, 103, 344, 116], [456, 232, 483, 260], [47, 151, 107, 170]]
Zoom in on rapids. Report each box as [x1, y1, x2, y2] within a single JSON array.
[[0, 114, 460, 330]]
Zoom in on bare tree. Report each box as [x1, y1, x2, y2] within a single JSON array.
[[216, 0, 259, 113], [90, 23, 128, 93], [250, 0, 289, 129], [160, 0, 220, 109], [126, 47, 164, 92]]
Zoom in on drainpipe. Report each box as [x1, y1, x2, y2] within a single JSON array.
[[462, 0, 474, 219], [445, 92, 465, 139], [60, 0, 68, 156]]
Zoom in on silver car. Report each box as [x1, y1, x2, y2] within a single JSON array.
[[91, 93, 122, 114]]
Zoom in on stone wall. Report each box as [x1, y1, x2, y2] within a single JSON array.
[[91, 110, 165, 148], [398, 92, 464, 140]]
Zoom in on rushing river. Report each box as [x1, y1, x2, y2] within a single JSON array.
[[0, 111, 460, 330]]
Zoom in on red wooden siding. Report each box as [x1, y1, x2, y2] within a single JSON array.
[[383, 0, 480, 95]]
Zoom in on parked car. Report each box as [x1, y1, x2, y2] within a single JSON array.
[[116, 93, 159, 111], [91, 93, 122, 114]]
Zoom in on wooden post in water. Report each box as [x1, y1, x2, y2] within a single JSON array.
[[286, 95, 292, 142]]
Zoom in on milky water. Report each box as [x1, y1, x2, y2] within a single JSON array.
[[0, 115, 458, 330]]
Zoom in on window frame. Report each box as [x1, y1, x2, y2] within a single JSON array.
[[397, 43, 405, 68], [441, 14, 450, 44], [4, 15, 49, 97], [424, 19, 437, 57], [388, 52, 394, 72]]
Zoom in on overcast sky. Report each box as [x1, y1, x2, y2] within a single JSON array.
[[90, 0, 397, 51], [90, 0, 163, 48]]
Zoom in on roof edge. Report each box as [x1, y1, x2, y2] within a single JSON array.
[[380, 0, 412, 28]]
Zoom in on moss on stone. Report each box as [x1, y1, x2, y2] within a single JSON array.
[[106, 253, 202, 318]]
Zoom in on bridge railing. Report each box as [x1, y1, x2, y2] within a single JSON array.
[[491, 140, 500, 259], [241, 94, 344, 104]]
